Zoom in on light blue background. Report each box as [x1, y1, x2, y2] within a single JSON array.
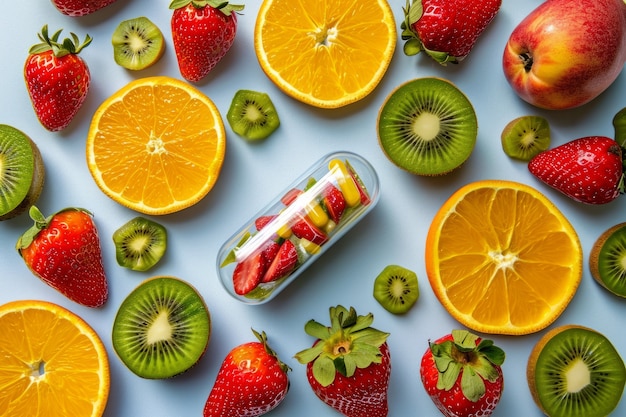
[[1, 1, 626, 416]]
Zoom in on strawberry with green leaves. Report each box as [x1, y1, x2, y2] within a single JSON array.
[[24, 25, 92, 131], [295, 306, 391, 417], [420, 330, 505, 417], [170, 0, 244, 82], [51, 0, 117, 16], [401, 0, 502, 65], [16, 206, 108, 308], [528, 136, 625, 204], [203, 329, 290, 417]]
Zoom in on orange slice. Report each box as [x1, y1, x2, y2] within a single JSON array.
[[86, 76, 226, 215], [425, 180, 582, 335], [0, 300, 110, 417], [254, 0, 396, 108]]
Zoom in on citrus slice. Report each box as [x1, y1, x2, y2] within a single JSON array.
[[254, 0, 396, 108], [425, 180, 582, 335], [86, 76, 226, 215], [0, 300, 110, 417]]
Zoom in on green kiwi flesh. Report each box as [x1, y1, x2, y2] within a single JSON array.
[[377, 77, 478, 176], [112, 216, 167, 271], [589, 222, 626, 297], [112, 276, 210, 379], [373, 264, 419, 314], [527, 325, 626, 417], [227, 89, 280, 141], [112, 16, 164, 70], [0, 124, 45, 221], [501, 116, 550, 161]]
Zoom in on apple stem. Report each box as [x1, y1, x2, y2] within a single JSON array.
[[519, 52, 533, 72]]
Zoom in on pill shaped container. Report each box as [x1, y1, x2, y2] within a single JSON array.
[[216, 151, 380, 304]]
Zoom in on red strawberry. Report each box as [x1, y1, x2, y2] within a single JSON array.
[[15, 206, 108, 308], [24, 25, 92, 132], [401, 0, 502, 65], [291, 216, 328, 245], [262, 239, 298, 283], [281, 188, 303, 205], [50, 0, 117, 16], [170, 0, 244, 82], [233, 251, 265, 295], [420, 330, 505, 417], [255, 214, 277, 230], [294, 306, 391, 417], [203, 329, 290, 417], [528, 136, 624, 204], [323, 184, 346, 223]]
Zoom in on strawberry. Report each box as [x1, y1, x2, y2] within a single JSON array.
[[528, 136, 625, 204], [294, 306, 391, 417], [203, 329, 290, 417], [24, 25, 92, 131], [291, 216, 328, 246], [170, 0, 244, 82], [255, 214, 277, 230], [420, 330, 505, 417], [50, 0, 117, 16], [262, 239, 298, 283], [322, 184, 346, 223], [281, 188, 303, 205], [233, 251, 266, 295], [15, 206, 108, 308], [401, 0, 502, 65]]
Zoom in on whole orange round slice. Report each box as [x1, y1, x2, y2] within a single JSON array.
[[0, 300, 110, 417], [86, 76, 226, 215], [254, 0, 396, 108], [425, 180, 582, 335]]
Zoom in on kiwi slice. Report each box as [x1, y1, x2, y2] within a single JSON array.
[[226, 89, 280, 141], [112, 276, 211, 379], [373, 264, 419, 314], [112, 216, 167, 271], [527, 325, 626, 417], [0, 124, 45, 221], [112, 16, 165, 70], [377, 77, 478, 176], [589, 222, 626, 297], [501, 115, 550, 161]]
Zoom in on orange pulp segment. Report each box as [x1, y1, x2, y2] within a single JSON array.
[[425, 180, 582, 335], [254, 0, 396, 108], [0, 300, 110, 417], [86, 76, 226, 215]]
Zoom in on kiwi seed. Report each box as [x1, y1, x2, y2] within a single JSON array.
[[589, 222, 626, 297], [373, 264, 419, 314], [501, 115, 550, 161], [112, 216, 167, 272], [527, 325, 626, 417], [112, 276, 211, 379], [112, 16, 165, 71], [0, 124, 45, 221], [226, 89, 280, 141], [377, 77, 478, 176]]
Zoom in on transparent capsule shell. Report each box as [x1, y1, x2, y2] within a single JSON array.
[[216, 151, 380, 304]]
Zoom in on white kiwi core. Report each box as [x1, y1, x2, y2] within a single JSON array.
[[413, 112, 440, 141], [146, 311, 173, 344], [565, 358, 591, 393]]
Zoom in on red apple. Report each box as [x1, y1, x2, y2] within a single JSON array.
[[502, 0, 626, 110]]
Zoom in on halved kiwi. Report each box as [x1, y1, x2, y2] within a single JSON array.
[[112, 16, 164, 70], [0, 124, 45, 221], [501, 115, 550, 161], [112, 276, 210, 379], [377, 77, 478, 176], [589, 222, 626, 297], [527, 325, 626, 417], [112, 216, 167, 272], [373, 264, 419, 314], [227, 89, 280, 141]]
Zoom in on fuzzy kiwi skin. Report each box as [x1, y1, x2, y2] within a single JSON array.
[[527, 325, 626, 417], [589, 222, 626, 297], [0, 126, 45, 221]]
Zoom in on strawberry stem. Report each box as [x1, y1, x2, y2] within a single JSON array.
[[29, 25, 92, 57]]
